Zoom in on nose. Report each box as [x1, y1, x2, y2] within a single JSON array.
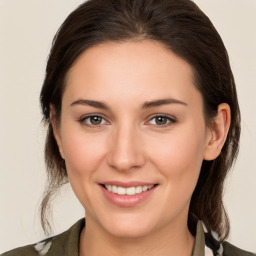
[[106, 124, 146, 172]]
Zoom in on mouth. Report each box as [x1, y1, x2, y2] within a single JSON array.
[[100, 184, 158, 196]]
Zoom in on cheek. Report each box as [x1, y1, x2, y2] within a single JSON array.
[[61, 127, 106, 179], [147, 125, 206, 192], [60, 128, 108, 208]]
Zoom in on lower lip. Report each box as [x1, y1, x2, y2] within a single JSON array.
[[100, 185, 158, 207]]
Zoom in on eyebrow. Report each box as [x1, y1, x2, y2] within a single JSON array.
[[142, 98, 187, 109], [70, 99, 110, 110], [70, 98, 187, 110]]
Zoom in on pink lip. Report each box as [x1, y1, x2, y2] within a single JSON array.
[[99, 183, 158, 207]]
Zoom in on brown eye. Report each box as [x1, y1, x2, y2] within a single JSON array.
[[90, 116, 103, 125], [80, 115, 107, 127], [155, 116, 168, 125], [148, 115, 176, 126]]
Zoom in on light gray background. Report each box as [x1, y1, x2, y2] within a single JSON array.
[[0, 0, 255, 253]]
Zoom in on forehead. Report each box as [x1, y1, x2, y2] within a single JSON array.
[[63, 40, 201, 107]]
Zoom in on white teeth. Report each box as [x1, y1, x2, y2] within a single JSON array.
[[104, 184, 155, 195], [135, 186, 142, 194], [112, 185, 118, 193], [117, 187, 126, 195], [142, 185, 148, 192], [127, 187, 136, 195]]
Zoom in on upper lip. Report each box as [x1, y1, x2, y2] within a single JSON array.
[[100, 181, 158, 188]]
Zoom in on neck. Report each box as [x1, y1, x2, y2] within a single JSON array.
[[79, 216, 195, 256]]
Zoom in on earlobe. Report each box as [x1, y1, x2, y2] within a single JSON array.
[[50, 104, 65, 159], [204, 103, 231, 161]]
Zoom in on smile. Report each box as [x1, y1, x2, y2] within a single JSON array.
[[100, 183, 158, 207], [104, 184, 155, 195]]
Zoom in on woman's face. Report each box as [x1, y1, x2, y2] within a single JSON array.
[[53, 40, 213, 238]]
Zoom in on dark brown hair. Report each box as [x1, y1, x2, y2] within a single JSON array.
[[40, 0, 240, 239]]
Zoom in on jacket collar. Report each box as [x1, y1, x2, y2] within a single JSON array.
[[193, 221, 206, 256]]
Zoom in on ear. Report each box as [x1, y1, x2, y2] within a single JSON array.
[[204, 103, 231, 161], [50, 104, 65, 159]]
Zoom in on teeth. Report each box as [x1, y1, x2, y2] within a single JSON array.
[[126, 187, 135, 195], [104, 184, 154, 195], [117, 187, 126, 195], [112, 185, 118, 193], [142, 185, 148, 192], [135, 186, 142, 194]]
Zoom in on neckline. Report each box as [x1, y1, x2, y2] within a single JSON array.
[[66, 218, 206, 256]]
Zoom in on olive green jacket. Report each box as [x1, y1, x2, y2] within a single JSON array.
[[2, 219, 255, 256]]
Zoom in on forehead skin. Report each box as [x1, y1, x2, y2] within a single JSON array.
[[63, 40, 201, 112]]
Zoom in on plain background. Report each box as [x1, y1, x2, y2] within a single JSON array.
[[0, 0, 255, 253]]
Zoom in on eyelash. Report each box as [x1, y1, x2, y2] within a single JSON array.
[[78, 114, 109, 128], [146, 115, 177, 127], [78, 114, 177, 128]]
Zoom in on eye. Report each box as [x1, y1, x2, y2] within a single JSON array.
[[148, 115, 176, 126], [79, 115, 108, 127]]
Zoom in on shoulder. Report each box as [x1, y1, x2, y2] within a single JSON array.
[[223, 242, 256, 256], [204, 229, 255, 256], [1, 244, 39, 256], [1, 219, 85, 256], [1, 238, 53, 256]]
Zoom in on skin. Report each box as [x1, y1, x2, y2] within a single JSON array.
[[51, 40, 230, 256]]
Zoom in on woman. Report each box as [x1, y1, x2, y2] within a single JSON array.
[[2, 0, 255, 255]]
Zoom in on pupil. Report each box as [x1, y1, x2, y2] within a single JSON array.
[[90, 116, 102, 125], [156, 116, 167, 125]]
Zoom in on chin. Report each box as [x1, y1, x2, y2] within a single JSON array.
[[107, 224, 153, 239], [99, 213, 157, 239]]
